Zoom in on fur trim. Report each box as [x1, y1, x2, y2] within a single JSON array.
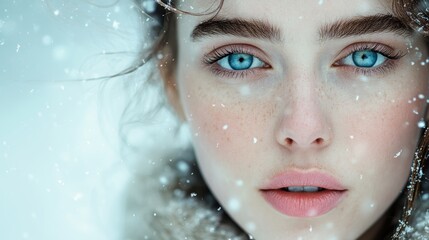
[[403, 197, 429, 239]]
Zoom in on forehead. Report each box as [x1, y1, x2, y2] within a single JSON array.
[[176, 0, 392, 21], [175, 0, 396, 42]]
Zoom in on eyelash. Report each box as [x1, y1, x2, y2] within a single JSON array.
[[333, 43, 405, 76], [203, 45, 270, 79], [203, 43, 405, 79]]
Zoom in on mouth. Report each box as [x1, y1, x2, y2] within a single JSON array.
[[260, 170, 347, 217], [283, 186, 324, 192]]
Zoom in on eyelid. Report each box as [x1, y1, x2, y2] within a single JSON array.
[[334, 42, 405, 64], [203, 44, 271, 66]]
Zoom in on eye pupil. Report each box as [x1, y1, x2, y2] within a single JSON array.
[[352, 50, 378, 68], [228, 53, 254, 70]]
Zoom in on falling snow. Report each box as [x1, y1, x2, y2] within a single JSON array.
[[394, 149, 403, 158], [112, 20, 120, 29], [418, 120, 426, 129], [227, 198, 241, 212], [239, 85, 251, 96]]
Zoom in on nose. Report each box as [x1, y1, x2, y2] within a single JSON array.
[[275, 82, 332, 151]]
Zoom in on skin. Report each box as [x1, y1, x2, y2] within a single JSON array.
[[162, 0, 429, 239]]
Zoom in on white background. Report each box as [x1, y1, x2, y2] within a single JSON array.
[[0, 1, 144, 239]]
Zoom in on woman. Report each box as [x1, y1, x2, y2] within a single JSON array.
[[121, 0, 429, 239]]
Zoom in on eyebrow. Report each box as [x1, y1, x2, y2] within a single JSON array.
[[319, 14, 413, 41], [191, 18, 282, 42], [191, 14, 414, 43]]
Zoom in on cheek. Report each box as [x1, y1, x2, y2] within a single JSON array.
[[342, 91, 425, 210], [182, 87, 269, 166], [348, 101, 421, 162]]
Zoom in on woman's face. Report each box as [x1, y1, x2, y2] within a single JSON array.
[[170, 0, 429, 239]]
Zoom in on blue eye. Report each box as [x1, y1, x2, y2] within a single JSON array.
[[217, 53, 266, 71], [343, 50, 387, 68]]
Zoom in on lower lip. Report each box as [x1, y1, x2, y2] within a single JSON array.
[[261, 189, 346, 217]]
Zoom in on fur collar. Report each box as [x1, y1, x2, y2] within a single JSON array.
[[402, 197, 429, 239]]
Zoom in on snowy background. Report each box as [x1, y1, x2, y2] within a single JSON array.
[[0, 1, 143, 239]]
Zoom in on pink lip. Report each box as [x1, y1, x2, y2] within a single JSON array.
[[260, 170, 347, 217]]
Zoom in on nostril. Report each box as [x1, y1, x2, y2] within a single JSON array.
[[280, 137, 327, 148], [314, 138, 324, 145], [285, 138, 294, 145]]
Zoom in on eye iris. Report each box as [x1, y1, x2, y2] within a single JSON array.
[[228, 53, 254, 70], [352, 50, 378, 68]]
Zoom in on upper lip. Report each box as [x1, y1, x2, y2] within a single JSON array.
[[260, 169, 347, 191]]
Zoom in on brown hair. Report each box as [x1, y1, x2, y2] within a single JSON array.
[[391, 1, 429, 238]]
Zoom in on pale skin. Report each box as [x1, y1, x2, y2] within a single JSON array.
[[161, 0, 429, 239]]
